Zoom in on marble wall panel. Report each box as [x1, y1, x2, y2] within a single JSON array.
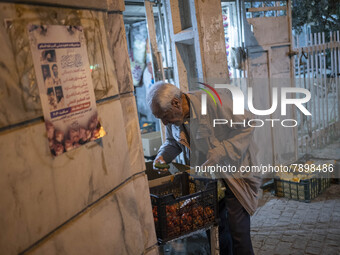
[[30, 182, 144, 255], [133, 174, 157, 250], [0, 4, 42, 128], [0, 100, 132, 255], [0, 3, 119, 129], [120, 95, 145, 175], [18, 0, 125, 11], [114, 180, 146, 255], [146, 247, 160, 255], [106, 13, 134, 94], [0, 2, 153, 255], [107, 0, 125, 12]]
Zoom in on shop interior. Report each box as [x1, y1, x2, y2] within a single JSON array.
[[123, 0, 241, 161]]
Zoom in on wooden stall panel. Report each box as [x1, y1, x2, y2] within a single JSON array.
[[247, 50, 274, 166], [247, 16, 289, 46], [169, 0, 192, 34], [245, 1, 296, 165], [270, 45, 291, 77], [195, 0, 229, 80], [270, 78, 296, 164], [175, 42, 198, 91], [270, 45, 296, 163]]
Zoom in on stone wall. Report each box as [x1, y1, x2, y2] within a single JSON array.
[[0, 1, 157, 254]]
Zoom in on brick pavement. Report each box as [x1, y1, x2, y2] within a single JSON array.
[[251, 184, 340, 255]]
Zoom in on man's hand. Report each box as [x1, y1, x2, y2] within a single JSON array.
[[200, 150, 223, 179], [201, 149, 223, 167], [153, 155, 169, 173]]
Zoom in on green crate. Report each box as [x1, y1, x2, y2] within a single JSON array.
[[275, 172, 331, 202], [318, 176, 331, 193], [274, 178, 319, 202]]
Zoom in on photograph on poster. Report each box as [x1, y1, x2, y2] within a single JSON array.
[[54, 86, 64, 108], [41, 49, 56, 63], [51, 63, 61, 85], [46, 87, 57, 111], [29, 25, 106, 156], [41, 64, 54, 88]]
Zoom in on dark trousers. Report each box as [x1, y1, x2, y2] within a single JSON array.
[[217, 185, 254, 255]]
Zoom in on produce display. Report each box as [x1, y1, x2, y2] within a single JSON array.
[[152, 200, 215, 237], [275, 160, 332, 202], [276, 160, 333, 183], [152, 205, 158, 219], [154, 163, 171, 169], [150, 173, 218, 242]]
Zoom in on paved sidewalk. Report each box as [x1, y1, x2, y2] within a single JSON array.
[[251, 184, 340, 255]]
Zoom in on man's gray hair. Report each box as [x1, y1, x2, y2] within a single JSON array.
[[146, 81, 181, 111]]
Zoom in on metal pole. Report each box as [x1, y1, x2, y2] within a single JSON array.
[[330, 31, 335, 136], [336, 31, 340, 136], [296, 36, 304, 153], [337, 31, 340, 123], [322, 32, 329, 144], [318, 32, 325, 146], [310, 33, 317, 148], [314, 33, 321, 148], [162, 0, 175, 83], [157, 1, 169, 77], [145, 0, 165, 82]]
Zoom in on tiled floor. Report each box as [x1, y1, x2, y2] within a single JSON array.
[[251, 184, 340, 255]]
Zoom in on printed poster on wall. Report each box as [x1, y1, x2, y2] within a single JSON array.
[[28, 25, 106, 156]]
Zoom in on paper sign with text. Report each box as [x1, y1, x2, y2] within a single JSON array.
[[28, 25, 106, 156]]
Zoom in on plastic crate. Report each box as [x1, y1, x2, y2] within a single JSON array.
[[318, 174, 331, 193], [150, 172, 218, 243], [274, 174, 331, 202]]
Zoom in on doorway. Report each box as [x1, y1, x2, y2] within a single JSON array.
[[123, 0, 174, 159]]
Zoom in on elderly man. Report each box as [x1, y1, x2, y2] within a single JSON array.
[[147, 82, 261, 255]]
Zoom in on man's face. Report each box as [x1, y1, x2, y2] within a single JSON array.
[[43, 68, 48, 77], [52, 66, 58, 77], [152, 98, 184, 126], [55, 89, 62, 98]]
